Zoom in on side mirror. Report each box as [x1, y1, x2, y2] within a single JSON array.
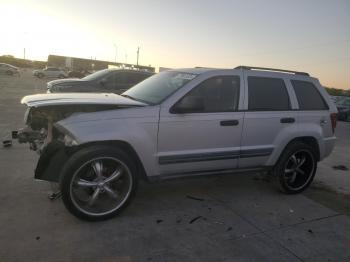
[[171, 96, 204, 114]]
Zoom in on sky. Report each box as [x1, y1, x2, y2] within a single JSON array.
[[0, 0, 349, 89]]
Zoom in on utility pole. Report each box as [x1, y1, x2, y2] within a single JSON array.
[[136, 46, 140, 66], [23, 48, 26, 60]]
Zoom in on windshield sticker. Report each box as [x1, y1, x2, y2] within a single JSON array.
[[175, 73, 196, 80]]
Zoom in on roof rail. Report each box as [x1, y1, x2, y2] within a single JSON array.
[[234, 66, 309, 76]]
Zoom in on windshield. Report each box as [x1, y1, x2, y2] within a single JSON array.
[[82, 69, 110, 81], [123, 71, 197, 104]]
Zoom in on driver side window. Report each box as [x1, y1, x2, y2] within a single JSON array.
[[179, 75, 240, 113]]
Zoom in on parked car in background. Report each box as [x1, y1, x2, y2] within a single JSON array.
[[0, 63, 20, 76], [335, 97, 350, 121], [47, 69, 153, 94], [67, 70, 91, 78], [16, 66, 337, 221], [33, 67, 67, 79], [330, 95, 346, 104]]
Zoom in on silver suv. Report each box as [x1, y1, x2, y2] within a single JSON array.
[[16, 66, 337, 221], [33, 67, 67, 79]]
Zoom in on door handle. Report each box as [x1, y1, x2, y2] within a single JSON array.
[[280, 117, 295, 123], [220, 120, 239, 126]]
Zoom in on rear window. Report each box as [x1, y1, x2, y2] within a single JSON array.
[[291, 80, 328, 110], [248, 77, 290, 111]]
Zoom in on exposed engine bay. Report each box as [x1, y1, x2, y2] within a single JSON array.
[[15, 104, 121, 153]]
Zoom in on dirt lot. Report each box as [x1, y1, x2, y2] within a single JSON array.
[[0, 70, 350, 261]]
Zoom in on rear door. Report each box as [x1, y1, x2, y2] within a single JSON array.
[[157, 73, 244, 176], [290, 79, 333, 138], [239, 71, 298, 168]]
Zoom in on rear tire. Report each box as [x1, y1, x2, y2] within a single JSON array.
[[37, 73, 44, 78], [273, 142, 317, 194], [60, 146, 138, 221]]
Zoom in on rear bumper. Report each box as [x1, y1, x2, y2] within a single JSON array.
[[319, 136, 336, 160]]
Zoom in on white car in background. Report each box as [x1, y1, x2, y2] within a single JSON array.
[[0, 63, 20, 76], [33, 67, 67, 79]]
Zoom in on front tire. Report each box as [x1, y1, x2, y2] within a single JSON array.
[[6, 70, 13, 76], [60, 146, 137, 221], [273, 142, 317, 194]]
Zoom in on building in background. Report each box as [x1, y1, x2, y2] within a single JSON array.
[[47, 54, 155, 72]]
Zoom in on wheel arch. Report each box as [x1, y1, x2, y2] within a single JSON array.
[[268, 136, 321, 167], [35, 140, 149, 183], [74, 140, 149, 181]]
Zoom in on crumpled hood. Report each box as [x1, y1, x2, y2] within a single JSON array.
[[21, 93, 147, 107]]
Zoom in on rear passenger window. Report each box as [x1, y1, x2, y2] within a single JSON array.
[[248, 77, 290, 111], [291, 80, 328, 110]]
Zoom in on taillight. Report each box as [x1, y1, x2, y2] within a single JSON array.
[[330, 113, 337, 134]]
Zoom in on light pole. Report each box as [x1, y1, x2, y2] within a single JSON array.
[[23, 31, 27, 60], [136, 46, 140, 66]]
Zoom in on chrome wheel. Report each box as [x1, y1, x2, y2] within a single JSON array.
[[283, 150, 315, 191], [70, 157, 133, 216]]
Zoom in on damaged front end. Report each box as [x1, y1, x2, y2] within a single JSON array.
[[15, 105, 117, 182], [14, 93, 145, 182]]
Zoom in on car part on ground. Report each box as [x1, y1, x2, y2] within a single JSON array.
[[15, 66, 337, 221]]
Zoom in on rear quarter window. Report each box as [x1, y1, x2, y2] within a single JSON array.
[[291, 80, 329, 110]]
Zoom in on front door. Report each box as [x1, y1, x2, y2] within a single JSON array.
[[157, 75, 244, 176]]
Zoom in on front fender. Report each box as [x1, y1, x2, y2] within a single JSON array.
[[55, 107, 160, 177], [35, 141, 74, 182]]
